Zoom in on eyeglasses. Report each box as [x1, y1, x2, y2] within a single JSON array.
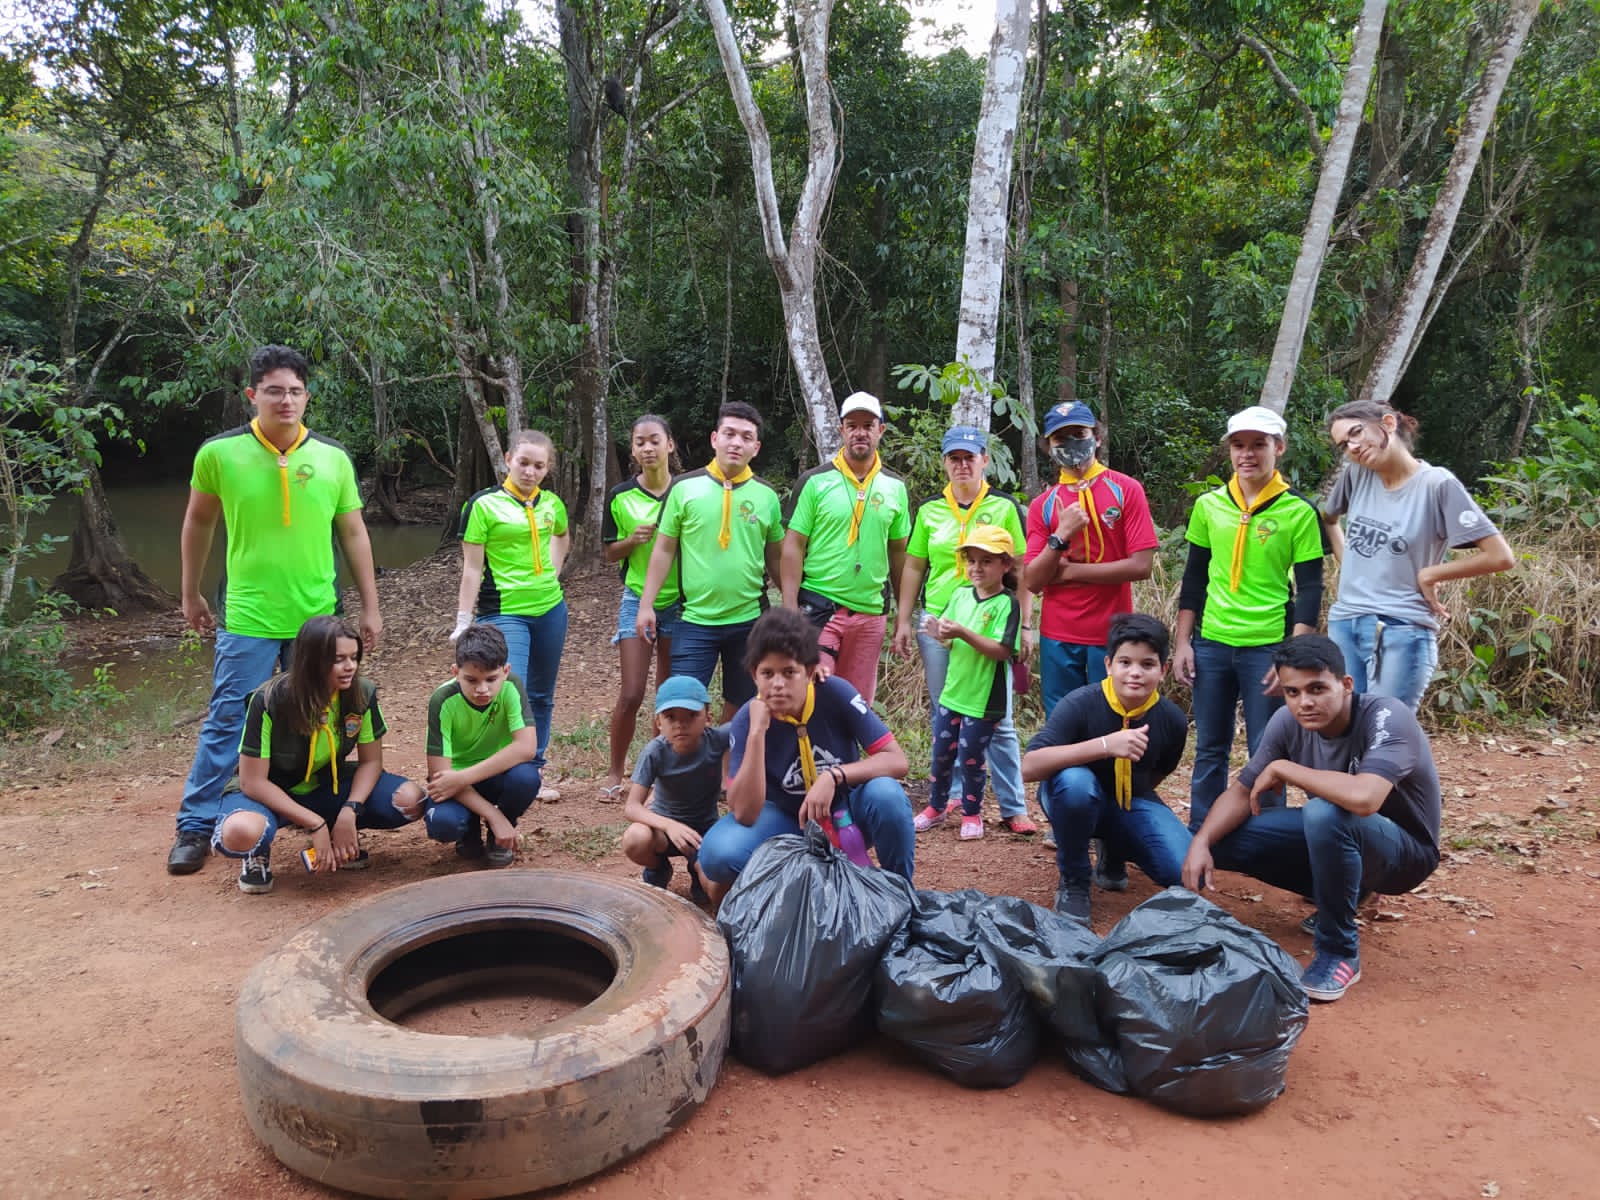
[[258, 386, 309, 401], [1334, 423, 1369, 454]]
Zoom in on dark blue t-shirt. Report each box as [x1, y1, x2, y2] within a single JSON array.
[[727, 675, 895, 817], [1026, 682, 1188, 801]]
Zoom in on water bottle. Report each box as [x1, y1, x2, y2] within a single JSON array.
[[830, 804, 872, 868]]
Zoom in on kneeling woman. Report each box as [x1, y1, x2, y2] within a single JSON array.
[[213, 615, 425, 895], [697, 606, 915, 905]]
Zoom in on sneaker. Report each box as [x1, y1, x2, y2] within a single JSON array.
[[167, 831, 210, 875], [642, 861, 673, 889], [485, 838, 517, 868], [1300, 951, 1361, 1002], [944, 799, 961, 816], [959, 815, 984, 840], [1042, 826, 1057, 850], [238, 852, 274, 895], [1091, 838, 1128, 892], [913, 805, 948, 833], [1004, 814, 1039, 835], [1053, 883, 1091, 924], [1299, 892, 1375, 936], [455, 820, 485, 860]]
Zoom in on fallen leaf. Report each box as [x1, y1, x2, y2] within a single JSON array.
[[1374, 910, 1405, 922], [40, 728, 64, 747], [1483, 1182, 1500, 1198]]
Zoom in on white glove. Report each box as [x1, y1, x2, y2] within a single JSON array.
[[449, 611, 472, 642]]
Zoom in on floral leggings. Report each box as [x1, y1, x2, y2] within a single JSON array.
[[927, 704, 998, 818]]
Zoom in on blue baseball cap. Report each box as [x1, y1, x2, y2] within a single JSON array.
[[1042, 401, 1098, 437], [654, 675, 711, 714], [941, 425, 988, 456]]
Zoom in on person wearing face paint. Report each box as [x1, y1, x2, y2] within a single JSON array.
[[893, 425, 1038, 834], [695, 607, 915, 906], [1182, 634, 1442, 1002], [1174, 406, 1329, 832], [636, 402, 785, 721], [1321, 400, 1513, 710], [780, 392, 911, 707], [453, 428, 570, 770], [167, 345, 382, 877]]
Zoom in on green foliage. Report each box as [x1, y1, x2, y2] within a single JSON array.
[[889, 359, 1034, 496], [1481, 391, 1600, 535]]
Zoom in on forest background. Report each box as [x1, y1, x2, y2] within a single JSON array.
[[2, 0, 1598, 733]]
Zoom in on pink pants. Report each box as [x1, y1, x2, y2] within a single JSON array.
[[819, 609, 888, 707]]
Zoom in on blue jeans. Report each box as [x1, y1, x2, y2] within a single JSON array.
[[917, 622, 1025, 817], [697, 777, 915, 883], [176, 631, 294, 835], [422, 761, 542, 843], [613, 589, 682, 645], [483, 602, 568, 761], [928, 705, 997, 817], [1211, 798, 1438, 959], [1039, 766, 1191, 890], [669, 618, 758, 708], [1189, 635, 1285, 829], [212, 770, 417, 857], [1039, 637, 1107, 719], [1329, 615, 1439, 710]]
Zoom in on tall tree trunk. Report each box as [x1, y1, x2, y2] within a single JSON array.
[[1096, 108, 1113, 437], [1057, 276, 1079, 404], [443, 385, 495, 546], [951, 0, 1032, 430], [1352, 17, 1408, 376], [1258, 0, 1387, 415], [1508, 229, 1546, 458], [1359, 0, 1540, 408]]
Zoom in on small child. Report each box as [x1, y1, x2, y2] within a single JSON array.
[[423, 623, 542, 867], [620, 676, 729, 905], [914, 525, 1021, 840]]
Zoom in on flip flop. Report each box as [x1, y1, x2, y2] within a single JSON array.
[[597, 783, 626, 802]]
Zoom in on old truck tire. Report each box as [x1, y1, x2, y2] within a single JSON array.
[[236, 870, 731, 1199]]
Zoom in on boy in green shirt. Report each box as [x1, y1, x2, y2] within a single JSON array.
[[422, 624, 541, 867]]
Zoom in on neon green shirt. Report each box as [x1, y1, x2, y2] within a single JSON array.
[[656, 469, 783, 626], [1185, 485, 1324, 646], [236, 677, 383, 796], [938, 585, 1020, 720], [906, 490, 1026, 616], [785, 461, 911, 613], [426, 675, 534, 769], [461, 487, 569, 617], [602, 479, 679, 605], [190, 427, 363, 639]]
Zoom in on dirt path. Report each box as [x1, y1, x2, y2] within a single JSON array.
[[3, 569, 1598, 1199]]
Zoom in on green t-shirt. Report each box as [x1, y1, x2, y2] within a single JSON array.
[[938, 585, 1020, 720], [426, 675, 534, 770], [785, 461, 912, 613], [906, 489, 1026, 617], [460, 487, 569, 618], [236, 676, 384, 796], [1185, 484, 1324, 646], [656, 469, 784, 626], [601, 478, 680, 605], [190, 426, 363, 639]]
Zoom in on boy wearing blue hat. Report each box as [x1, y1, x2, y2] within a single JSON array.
[[620, 675, 730, 903]]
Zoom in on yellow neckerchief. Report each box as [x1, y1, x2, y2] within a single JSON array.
[[832, 449, 883, 546], [774, 683, 818, 789], [502, 478, 546, 575], [304, 704, 339, 793], [706, 459, 754, 550], [942, 481, 991, 579], [1225, 471, 1290, 592], [249, 418, 310, 526], [1101, 676, 1160, 809], [1055, 460, 1109, 562]]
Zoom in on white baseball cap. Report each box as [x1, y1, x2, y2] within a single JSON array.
[[1226, 405, 1288, 438], [839, 391, 884, 421]]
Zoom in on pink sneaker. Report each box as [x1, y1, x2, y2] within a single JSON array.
[[1004, 814, 1039, 835], [944, 799, 961, 816], [959, 815, 984, 840], [913, 805, 947, 833]]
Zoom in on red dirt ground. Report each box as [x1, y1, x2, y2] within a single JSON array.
[[3, 567, 1598, 1199]]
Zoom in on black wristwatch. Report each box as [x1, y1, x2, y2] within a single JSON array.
[[343, 800, 365, 817], [1046, 534, 1068, 552]]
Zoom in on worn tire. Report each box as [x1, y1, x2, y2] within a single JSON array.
[[236, 870, 731, 1199]]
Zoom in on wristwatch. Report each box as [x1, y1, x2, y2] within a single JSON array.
[[1046, 534, 1068, 552]]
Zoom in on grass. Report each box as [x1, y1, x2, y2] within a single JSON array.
[[549, 822, 629, 863]]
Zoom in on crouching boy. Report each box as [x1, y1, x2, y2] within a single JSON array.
[[423, 623, 541, 866], [621, 675, 729, 905]]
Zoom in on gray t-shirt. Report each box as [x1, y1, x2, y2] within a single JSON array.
[[1324, 461, 1499, 631], [1238, 695, 1441, 858], [630, 723, 731, 828]]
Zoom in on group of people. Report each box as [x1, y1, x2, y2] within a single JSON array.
[[164, 344, 1514, 1005]]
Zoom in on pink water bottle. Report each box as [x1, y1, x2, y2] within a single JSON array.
[[830, 804, 873, 868]]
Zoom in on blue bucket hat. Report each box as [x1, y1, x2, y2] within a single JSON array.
[[1042, 401, 1098, 437], [654, 675, 711, 714], [941, 425, 988, 456]]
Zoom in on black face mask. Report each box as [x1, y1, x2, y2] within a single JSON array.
[[1050, 437, 1096, 471]]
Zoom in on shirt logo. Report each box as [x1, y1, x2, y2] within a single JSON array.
[[295, 463, 317, 487], [1457, 510, 1477, 528], [1103, 505, 1123, 528], [1344, 516, 1394, 558], [343, 713, 362, 740], [1254, 517, 1279, 545], [738, 499, 759, 523], [780, 746, 845, 794]]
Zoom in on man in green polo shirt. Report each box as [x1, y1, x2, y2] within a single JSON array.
[[780, 392, 910, 706], [166, 345, 382, 876], [637, 401, 784, 720]]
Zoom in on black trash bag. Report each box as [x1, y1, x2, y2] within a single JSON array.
[[970, 895, 1102, 1044], [874, 890, 1041, 1088], [1064, 886, 1311, 1116], [717, 822, 915, 1075]]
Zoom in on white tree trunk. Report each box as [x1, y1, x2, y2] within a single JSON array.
[[704, 0, 841, 454], [1359, 0, 1540, 408], [1257, 0, 1387, 415], [952, 0, 1032, 431]]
